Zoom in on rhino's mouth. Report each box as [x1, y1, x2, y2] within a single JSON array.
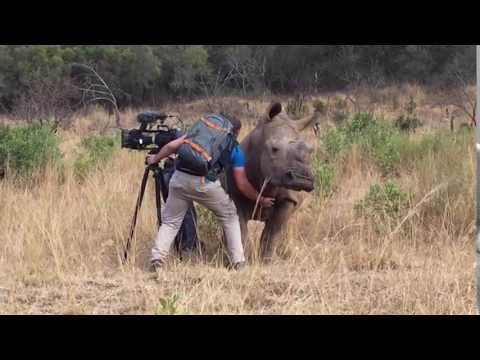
[[272, 168, 315, 193]]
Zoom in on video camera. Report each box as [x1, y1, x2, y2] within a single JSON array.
[[121, 111, 183, 152]]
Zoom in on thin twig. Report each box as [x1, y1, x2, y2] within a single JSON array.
[[391, 183, 448, 237], [251, 177, 271, 220]]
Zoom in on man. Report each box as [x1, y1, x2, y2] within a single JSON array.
[[146, 113, 275, 271]]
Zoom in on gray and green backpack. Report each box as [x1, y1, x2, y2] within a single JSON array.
[[176, 113, 236, 180]]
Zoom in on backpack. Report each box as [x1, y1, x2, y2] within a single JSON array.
[[176, 114, 235, 179]]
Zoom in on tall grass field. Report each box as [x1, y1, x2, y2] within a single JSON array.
[[0, 89, 476, 314]]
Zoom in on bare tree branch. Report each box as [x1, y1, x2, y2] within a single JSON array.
[[71, 63, 121, 127]]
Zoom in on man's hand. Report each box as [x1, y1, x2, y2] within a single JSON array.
[[145, 135, 187, 167], [259, 197, 275, 208], [233, 167, 278, 207], [146, 155, 159, 166]]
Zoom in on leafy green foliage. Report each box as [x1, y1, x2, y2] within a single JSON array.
[[322, 126, 349, 159], [312, 160, 336, 200], [74, 134, 119, 180], [394, 96, 423, 132], [0, 124, 62, 178], [155, 294, 185, 315], [354, 181, 409, 224], [321, 113, 403, 176], [0, 45, 473, 111]]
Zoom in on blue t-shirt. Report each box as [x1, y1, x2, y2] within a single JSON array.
[[204, 143, 245, 182], [230, 144, 246, 168]]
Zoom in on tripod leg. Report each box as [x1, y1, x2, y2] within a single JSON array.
[[154, 169, 163, 229], [123, 166, 150, 263]]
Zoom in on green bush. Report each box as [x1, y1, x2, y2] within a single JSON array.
[[0, 124, 62, 178], [74, 134, 119, 179], [344, 112, 378, 136], [354, 181, 409, 224], [394, 96, 423, 133], [155, 294, 185, 315], [313, 160, 336, 199], [322, 128, 349, 159], [321, 113, 405, 176], [312, 99, 327, 114], [357, 122, 402, 176], [332, 98, 349, 125], [372, 138, 402, 176], [321, 113, 471, 179]]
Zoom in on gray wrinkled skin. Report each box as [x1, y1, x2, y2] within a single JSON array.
[[224, 102, 320, 261]]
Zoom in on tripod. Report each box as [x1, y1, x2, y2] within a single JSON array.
[[122, 156, 198, 264]]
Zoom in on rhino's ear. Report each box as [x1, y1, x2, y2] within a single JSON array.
[[265, 102, 282, 122]]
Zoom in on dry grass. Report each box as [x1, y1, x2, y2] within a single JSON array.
[[0, 89, 477, 315]]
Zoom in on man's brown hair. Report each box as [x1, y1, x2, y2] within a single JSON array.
[[221, 113, 242, 136]]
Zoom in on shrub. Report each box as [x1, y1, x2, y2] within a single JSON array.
[[371, 137, 402, 176], [357, 121, 402, 176], [321, 112, 444, 176], [74, 134, 119, 179], [0, 124, 62, 179], [286, 95, 307, 119], [344, 112, 378, 137], [332, 98, 349, 125], [394, 96, 423, 133], [155, 294, 185, 315], [331, 113, 404, 175], [312, 99, 327, 114], [313, 160, 336, 200], [354, 181, 409, 225], [322, 128, 349, 159]]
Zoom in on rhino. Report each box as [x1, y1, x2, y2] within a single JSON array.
[[225, 102, 320, 261]]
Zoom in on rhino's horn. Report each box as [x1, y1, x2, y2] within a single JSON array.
[[295, 111, 321, 131]]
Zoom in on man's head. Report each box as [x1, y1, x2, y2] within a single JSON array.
[[222, 113, 242, 138]]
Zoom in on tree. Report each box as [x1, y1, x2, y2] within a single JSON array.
[[168, 45, 211, 97]]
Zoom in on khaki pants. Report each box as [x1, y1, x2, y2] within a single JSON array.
[[151, 171, 245, 264]]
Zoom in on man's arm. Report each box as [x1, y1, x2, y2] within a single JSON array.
[[233, 167, 275, 207], [147, 135, 187, 165]]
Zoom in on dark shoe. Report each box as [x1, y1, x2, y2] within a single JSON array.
[[150, 260, 164, 273], [180, 249, 195, 262], [231, 261, 246, 271]]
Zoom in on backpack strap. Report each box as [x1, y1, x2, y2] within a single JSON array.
[[183, 139, 212, 162], [200, 116, 231, 133]]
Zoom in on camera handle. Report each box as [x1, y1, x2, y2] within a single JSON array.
[[123, 161, 166, 264]]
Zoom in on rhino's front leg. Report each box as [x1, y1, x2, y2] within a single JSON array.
[[237, 208, 250, 258], [260, 200, 297, 262]]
